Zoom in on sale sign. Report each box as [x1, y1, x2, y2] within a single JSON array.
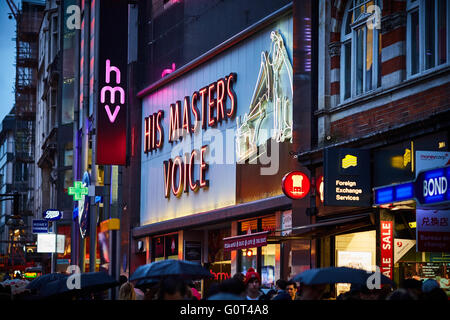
[[380, 221, 393, 279]]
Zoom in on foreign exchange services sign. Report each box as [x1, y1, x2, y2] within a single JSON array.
[[223, 231, 269, 252], [324, 148, 371, 206]]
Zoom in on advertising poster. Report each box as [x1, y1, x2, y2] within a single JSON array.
[[336, 251, 372, 296]]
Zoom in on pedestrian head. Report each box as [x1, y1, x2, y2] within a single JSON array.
[[157, 277, 188, 300], [401, 278, 422, 299], [423, 287, 448, 301], [218, 278, 246, 296], [386, 288, 416, 300], [276, 279, 288, 291], [422, 279, 440, 294], [286, 280, 297, 300], [244, 268, 261, 286], [298, 283, 326, 300], [119, 282, 136, 300], [119, 275, 128, 286]]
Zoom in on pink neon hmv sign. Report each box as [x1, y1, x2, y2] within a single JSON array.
[[96, 0, 128, 166]]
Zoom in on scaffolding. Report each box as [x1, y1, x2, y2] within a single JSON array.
[[12, 1, 44, 217]]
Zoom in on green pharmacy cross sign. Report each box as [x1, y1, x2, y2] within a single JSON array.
[[68, 181, 88, 201]]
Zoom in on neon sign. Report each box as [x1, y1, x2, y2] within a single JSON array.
[[68, 181, 88, 201], [143, 73, 237, 200], [96, 0, 128, 165]]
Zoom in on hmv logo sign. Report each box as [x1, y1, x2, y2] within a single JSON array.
[[101, 60, 124, 123], [96, 0, 128, 166]]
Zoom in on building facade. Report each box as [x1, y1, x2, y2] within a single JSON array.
[[296, 0, 450, 297], [129, 0, 317, 295]]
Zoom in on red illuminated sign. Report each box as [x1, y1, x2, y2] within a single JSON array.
[[282, 171, 310, 200], [380, 221, 393, 279], [223, 231, 269, 252], [96, 0, 128, 165]]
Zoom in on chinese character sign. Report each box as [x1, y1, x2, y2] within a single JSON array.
[[417, 209, 450, 252]]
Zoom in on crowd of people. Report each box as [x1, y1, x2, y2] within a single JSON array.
[[1, 267, 448, 301], [117, 267, 449, 301]]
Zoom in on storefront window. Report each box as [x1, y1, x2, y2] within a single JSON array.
[[238, 215, 277, 288], [261, 244, 276, 288]]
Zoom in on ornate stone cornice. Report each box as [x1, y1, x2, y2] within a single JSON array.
[[328, 41, 341, 57], [381, 11, 407, 34]]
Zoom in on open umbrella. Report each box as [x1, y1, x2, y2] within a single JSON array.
[[0, 279, 30, 295], [39, 272, 119, 299], [26, 273, 68, 291], [293, 267, 394, 286], [130, 260, 213, 281]]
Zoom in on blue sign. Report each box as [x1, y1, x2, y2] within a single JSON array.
[[42, 209, 63, 221], [374, 165, 450, 206], [32, 220, 49, 234], [78, 171, 90, 238], [415, 166, 450, 205], [374, 182, 414, 205]]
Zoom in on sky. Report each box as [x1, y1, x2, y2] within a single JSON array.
[[0, 1, 17, 122]]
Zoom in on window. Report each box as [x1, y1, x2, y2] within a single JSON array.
[[341, 0, 382, 102], [51, 14, 59, 61], [407, 0, 449, 76]]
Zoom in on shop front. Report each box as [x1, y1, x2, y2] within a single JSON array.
[[132, 8, 297, 296], [373, 131, 450, 296]]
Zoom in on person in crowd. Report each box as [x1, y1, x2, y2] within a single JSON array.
[[386, 288, 416, 300], [286, 280, 300, 300], [401, 278, 423, 299], [186, 281, 201, 300], [422, 279, 448, 300], [119, 275, 128, 286], [232, 272, 245, 284], [157, 277, 188, 300], [0, 285, 11, 301], [244, 268, 264, 300], [207, 278, 246, 300], [119, 282, 136, 300], [297, 283, 327, 300], [270, 279, 289, 300]]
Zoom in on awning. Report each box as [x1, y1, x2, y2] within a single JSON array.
[[223, 231, 270, 252], [268, 212, 374, 243]]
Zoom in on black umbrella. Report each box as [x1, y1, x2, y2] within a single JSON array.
[[39, 272, 119, 299], [293, 267, 395, 286], [130, 260, 213, 281], [26, 273, 68, 291]]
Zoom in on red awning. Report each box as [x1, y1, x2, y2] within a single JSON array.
[[223, 231, 270, 252]]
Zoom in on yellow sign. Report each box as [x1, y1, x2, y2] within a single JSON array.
[[403, 148, 411, 167], [409, 222, 416, 229], [342, 155, 357, 169], [100, 218, 120, 233]]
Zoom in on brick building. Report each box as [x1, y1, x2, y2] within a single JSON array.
[[298, 0, 450, 297]]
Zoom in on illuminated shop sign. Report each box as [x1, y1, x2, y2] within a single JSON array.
[[143, 73, 237, 199], [380, 221, 393, 279], [96, 0, 128, 165], [236, 31, 293, 163], [324, 148, 371, 207], [281, 171, 310, 200], [373, 166, 450, 206]]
